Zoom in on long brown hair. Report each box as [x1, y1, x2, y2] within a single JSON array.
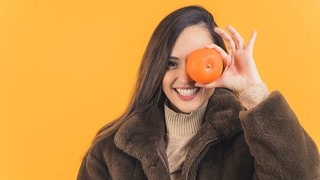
[[90, 5, 227, 147]]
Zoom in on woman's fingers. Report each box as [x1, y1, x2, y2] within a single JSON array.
[[216, 26, 255, 51], [214, 27, 236, 52], [208, 26, 261, 92], [247, 30, 257, 51], [226, 25, 244, 49]]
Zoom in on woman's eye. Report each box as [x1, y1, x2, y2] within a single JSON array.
[[167, 61, 177, 69]]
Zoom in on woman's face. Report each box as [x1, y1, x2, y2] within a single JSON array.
[[162, 24, 215, 113]]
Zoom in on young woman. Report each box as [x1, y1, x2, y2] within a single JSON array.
[[78, 5, 319, 179]]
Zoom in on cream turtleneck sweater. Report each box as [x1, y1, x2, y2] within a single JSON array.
[[164, 103, 207, 180]]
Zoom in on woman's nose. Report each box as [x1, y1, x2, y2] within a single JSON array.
[[178, 67, 194, 83]]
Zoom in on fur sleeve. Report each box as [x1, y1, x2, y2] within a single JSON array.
[[239, 91, 320, 179]]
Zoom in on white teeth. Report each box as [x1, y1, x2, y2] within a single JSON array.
[[176, 88, 198, 96]]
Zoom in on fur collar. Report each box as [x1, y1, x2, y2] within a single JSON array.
[[114, 88, 244, 178]]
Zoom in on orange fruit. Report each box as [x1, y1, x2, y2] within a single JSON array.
[[186, 48, 223, 84]]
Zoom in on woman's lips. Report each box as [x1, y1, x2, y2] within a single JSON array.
[[175, 88, 199, 100]]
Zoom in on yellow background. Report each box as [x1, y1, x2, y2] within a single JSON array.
[[1, 0, 319, 179]]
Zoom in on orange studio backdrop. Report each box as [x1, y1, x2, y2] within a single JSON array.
[[1, 0, 319, 179]]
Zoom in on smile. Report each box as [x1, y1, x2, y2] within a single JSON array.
[[176, 88, 199, 96]]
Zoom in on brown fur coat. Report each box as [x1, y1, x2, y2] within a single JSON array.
[[78, 88, 320, 179]]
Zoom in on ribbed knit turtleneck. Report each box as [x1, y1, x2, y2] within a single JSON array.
[[164, 102, 207, 180], [165, 103, 207, 135]]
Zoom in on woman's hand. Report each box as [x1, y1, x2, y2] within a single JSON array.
[[196, 25, 264, 94]]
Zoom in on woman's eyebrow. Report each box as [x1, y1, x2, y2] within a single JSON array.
[[169, 56, 179, 60]]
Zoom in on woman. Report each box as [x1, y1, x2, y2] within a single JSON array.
[[78, 5, 319, 179]]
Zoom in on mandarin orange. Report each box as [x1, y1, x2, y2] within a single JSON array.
[[186, 48, 223, 84]]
